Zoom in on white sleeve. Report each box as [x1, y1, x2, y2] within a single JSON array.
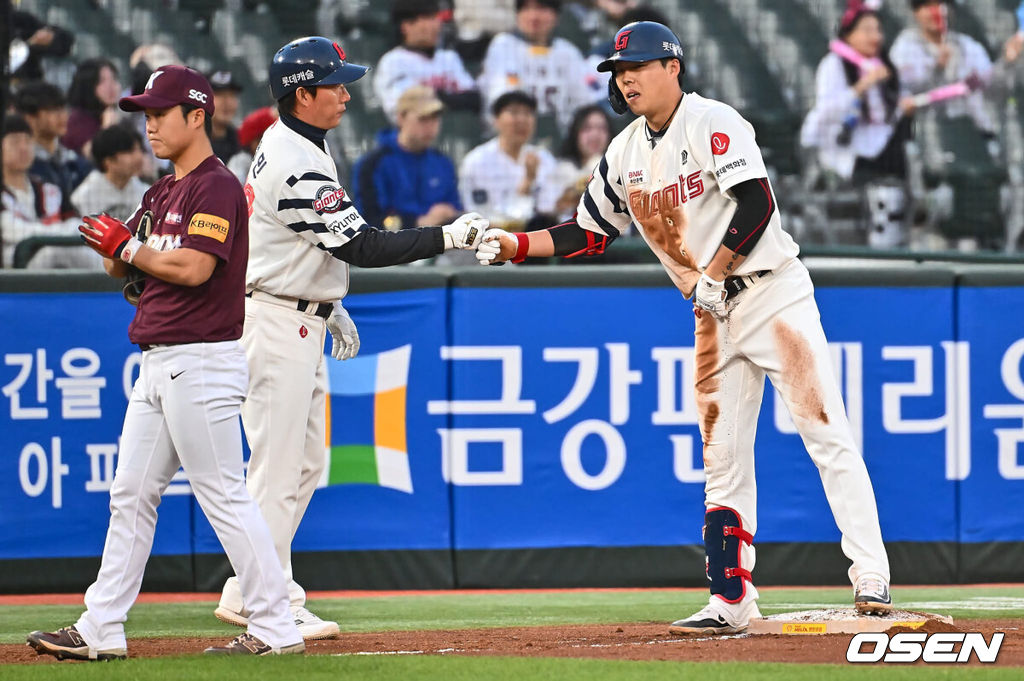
[[805, 56, 859, 139], [374, 51, 415, 121], [274, 169, 367, 251], [478, 34, 517, 108], [445, 51, 477, 92], [696, 105, 769, 194], [962, 36, 993, 83], [574, 148, 631, 237]]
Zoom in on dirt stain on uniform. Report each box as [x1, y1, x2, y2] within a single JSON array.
[[631, 191, 697, 271], [694, 310, 720, 445], [772, 320, 829, 425]]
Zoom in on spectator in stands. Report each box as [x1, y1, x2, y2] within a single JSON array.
[[208, 70, 244, 163], [460, 91, 560, 229], [12, 81, 92, 201], [70, 125, 148, 221], [890, 0, 1017, 135], [374, 0, 480, 123], [802, 1, 913, 248], [1, 114, 91, 269], [228, 107, 279, 183], [353, 86, 462, 231], [478, 0, 601, 131], [553, 104, 611, 220], [9, 9, 74, 84], [452, 0, 516, 61], [63, 58, 124, 156]]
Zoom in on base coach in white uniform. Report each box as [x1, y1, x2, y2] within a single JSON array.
[[215, 37, 486, 639], [477, 22, 892, 636], [28, 65, 303, 660]]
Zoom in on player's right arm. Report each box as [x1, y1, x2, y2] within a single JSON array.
[[477, 149, 631, 264]]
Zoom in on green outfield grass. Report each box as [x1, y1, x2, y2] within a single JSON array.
[[2, 585, 1022, 679]]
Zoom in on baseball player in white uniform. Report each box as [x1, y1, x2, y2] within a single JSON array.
[[28, 66, 303, 660], [214, 37, 486, 639], [477, 22, 892, 635]]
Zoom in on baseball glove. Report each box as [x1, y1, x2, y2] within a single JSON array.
[[122, 209, 153, 306]]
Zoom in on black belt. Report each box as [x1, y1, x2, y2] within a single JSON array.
[[724, 270, 771, 299], [246, 292, 333, 319]]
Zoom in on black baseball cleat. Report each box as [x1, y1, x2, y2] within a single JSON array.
[[26, 625, 127, 661], [204, 632, 305, 656], [855, 575, 893, 615], [668, 601, 753, 636]]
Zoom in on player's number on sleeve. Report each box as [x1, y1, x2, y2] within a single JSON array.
[[252, 153, 267, 178]]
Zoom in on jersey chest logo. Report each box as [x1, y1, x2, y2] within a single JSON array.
[[629, 170, 705, 219], [627, 169, 646, 186]]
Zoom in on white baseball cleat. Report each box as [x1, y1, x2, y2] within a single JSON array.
[[854, 574, 893, 615], [290, 605, 340, 640], [668, 595, 760, 635]]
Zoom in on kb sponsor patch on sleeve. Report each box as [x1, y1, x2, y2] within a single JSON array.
[[188, 213, 230, 242]]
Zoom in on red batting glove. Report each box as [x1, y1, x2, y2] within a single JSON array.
[[79, 214, 140, 262]]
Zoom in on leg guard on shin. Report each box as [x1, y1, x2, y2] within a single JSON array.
[[704, 507, 753, 604]]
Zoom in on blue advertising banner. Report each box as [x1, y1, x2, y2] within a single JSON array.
[[0, 292, 192, 559], [959, 285, 1024, 543], [189, 287, 454, 555], [2, 271, 1023, 581]]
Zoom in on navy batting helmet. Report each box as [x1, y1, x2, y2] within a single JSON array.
[[269, 36, 370, 101], [598, 21, 685, 115]]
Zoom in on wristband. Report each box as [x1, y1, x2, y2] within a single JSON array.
[[511, 232, 530, 264], [119, 237, 143, 264]]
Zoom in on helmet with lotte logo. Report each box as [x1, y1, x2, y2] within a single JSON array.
[[597, 21, 685, 115], [269, 36, 370, 101], [597, 21, 685, 75]]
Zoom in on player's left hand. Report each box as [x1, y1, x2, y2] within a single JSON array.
[[694, 272, 728, 319], [327, 304, 360, 361], [79, 214, 142, 263], [442, 212, 488, 250]]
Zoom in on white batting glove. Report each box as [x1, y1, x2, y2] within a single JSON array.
[[475, 228, 507, 265], [441, 212, 488, 250], [326, 304, 360, 360], [694, 272, 728, 319]]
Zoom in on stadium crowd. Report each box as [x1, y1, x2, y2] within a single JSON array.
[[4, 0, 1024, 269]]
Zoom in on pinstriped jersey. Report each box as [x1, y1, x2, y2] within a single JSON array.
[[576, 93, 798, 297], [244, 119, 366, 302]]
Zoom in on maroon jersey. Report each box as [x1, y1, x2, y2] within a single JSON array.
[[126, 155, 248, 345]]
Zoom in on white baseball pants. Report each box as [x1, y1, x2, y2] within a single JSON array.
[[696, 259, 890, 586], [75, 341, 300, 650], [220, 296, 329, 613]]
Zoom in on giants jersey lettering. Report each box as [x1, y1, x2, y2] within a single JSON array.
[[577, 93, 798, 297], [244, 120, 367, 301]]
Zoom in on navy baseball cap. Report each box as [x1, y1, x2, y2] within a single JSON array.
[[119, 65, 215, 116]]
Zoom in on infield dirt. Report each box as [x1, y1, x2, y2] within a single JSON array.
[[3, 619, 1022, 666]]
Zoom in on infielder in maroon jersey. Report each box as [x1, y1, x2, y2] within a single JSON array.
[[27, 66, 303, 660]]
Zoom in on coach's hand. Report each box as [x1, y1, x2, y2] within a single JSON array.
[[79, 214, 142, 263], [442, 212, 488, 250], [694, 272, 728, 319], [327, 304, 360, 361]]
